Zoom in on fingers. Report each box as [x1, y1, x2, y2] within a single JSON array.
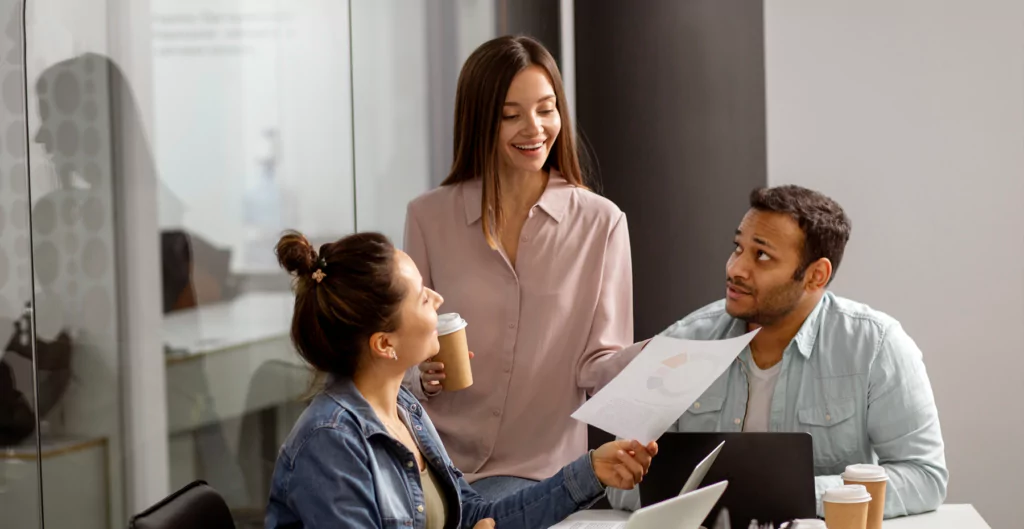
[[626, 441, 655, 471], [614, 461, 634, 488], [419, 361, 444, 373], [474, 518, 495, 529], [422, 371, 446, 384], [616, 449, 645, 484], [419, 361, 446, 389]]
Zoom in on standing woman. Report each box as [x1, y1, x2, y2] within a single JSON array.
[[403, 36, 639, 500]]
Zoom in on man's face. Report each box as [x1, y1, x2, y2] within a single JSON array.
[[725, 209, 809, 325]]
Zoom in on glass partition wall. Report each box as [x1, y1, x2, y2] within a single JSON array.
[[0, 1, 542, 527]]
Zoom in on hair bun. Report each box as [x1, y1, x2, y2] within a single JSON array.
[[276, 230, 317, 276]]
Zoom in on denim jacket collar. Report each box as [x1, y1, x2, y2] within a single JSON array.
[[323, 375, 426, 440]]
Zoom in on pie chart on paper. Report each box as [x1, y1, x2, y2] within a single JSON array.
[[646, 351, 717, 397]]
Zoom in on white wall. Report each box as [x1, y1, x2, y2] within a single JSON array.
[[150, 0, 355, 271], [765, 2, 1024, 527], [350, 1, 432, 247]]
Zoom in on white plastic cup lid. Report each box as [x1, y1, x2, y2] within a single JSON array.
[[842, 464, 888, 482], [782, 520, 827, 529], [823, 484, 872, 504], [436, 313, 468, 336]]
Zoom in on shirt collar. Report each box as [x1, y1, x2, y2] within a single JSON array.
[[461, 169, 574, 226], [323, 375, 424, 439], [791, 294, 828, 358], [726, 293, 828, 359]]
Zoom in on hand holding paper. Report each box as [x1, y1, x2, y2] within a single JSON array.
[[591, 439, 659, 490], [572, 330, 759, 443]]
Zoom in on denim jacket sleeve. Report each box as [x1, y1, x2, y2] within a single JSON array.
[[458, 452, 606, 529], [281, 426, 383, 529]]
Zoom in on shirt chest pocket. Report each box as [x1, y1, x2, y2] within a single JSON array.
[[797, 398, 860, 470], [676, 395, 725, 432]]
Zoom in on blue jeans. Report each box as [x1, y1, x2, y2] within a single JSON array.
[[471, 476, 539, 501]]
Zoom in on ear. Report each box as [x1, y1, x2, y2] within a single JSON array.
[[367, 331, 396, 362], [804, 258, 833, 291]]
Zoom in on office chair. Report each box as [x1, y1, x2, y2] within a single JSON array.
[[128, 480, 236, 529]]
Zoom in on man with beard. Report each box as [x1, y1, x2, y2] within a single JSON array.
[[612, 185, 947, 518]]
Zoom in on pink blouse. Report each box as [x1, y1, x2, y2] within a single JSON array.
[[403, 171, 638, 482]]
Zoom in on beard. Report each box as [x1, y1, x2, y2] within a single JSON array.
[[726, 277, 804, 326]]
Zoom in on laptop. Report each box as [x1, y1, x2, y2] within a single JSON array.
[[552, 481, 729, 529], [639, 432, 816, 529], [626, 481, 728, 529], [680, 440, 725, 495]]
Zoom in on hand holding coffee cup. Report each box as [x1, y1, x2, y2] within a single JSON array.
[[421, 314, 473, 392], [419, 352, 475, 393]]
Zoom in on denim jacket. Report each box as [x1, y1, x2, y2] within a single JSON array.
[[610, 293, 947, 518], [266, 377, 606, 529]]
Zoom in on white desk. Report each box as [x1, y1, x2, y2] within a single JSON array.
[[163, 292, 308, 509], [556, 505, 988, 528], [164, 291, 307, 435], [884, 505, 989, 528]]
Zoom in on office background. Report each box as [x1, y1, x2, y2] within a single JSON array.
[[0, 1, 1020, 528]]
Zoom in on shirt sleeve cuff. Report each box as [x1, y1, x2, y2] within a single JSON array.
[[563, 451, 606, 505]]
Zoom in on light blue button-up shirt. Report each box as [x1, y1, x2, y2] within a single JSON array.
[[611, 292, 947, 518]]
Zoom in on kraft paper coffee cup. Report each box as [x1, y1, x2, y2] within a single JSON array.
[[434, 313, 472, 391], [842, 464, 888, 529], [823, 484, 871, 529]]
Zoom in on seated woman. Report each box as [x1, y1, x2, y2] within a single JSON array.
[[265, 231, 658, 529]]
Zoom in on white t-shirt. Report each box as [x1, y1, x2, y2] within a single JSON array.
[[742, 356, 782, 432]]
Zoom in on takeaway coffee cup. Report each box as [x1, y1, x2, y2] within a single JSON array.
[[842, 464, 888, 529], [434, 313, 472, 391], [823, 484, 871, 529]]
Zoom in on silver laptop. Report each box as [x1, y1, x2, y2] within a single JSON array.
[[553, 481, 729, 529], [606, 441, 726, 512], [680, 441, 725, 495], [624, 480, 729, 529]]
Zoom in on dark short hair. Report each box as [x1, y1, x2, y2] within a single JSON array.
[[276, 231, 404, 378], [749, 185, 852, 284]]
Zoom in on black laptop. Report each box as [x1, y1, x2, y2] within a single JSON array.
[[640, 432, 816, 529]]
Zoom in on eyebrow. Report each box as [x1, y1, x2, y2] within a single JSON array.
[[503, 95, 557, 107], [735, 229, 776, 250]]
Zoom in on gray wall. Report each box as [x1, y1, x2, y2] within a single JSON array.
[[765, 2, 1024, 526], [500, 0, 561, 65], [574, 0, 767, 340]]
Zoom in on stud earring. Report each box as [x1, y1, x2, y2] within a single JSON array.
[[389, 349, 398, 360]]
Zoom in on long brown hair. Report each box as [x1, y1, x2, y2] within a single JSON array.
[[442, 35, 587, 249]]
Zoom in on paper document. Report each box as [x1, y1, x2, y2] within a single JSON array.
[[572, 330, 758, 443]]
